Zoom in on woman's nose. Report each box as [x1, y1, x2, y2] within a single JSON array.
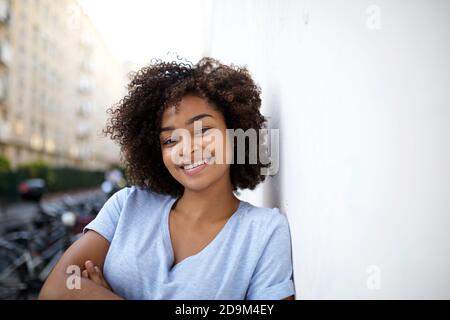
[[191, 140, 202, 154], [176, 136, 203, 163]]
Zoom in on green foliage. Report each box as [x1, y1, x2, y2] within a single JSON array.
[[17, 160, 56, 186], [0, 154, 10, 173], [0, 158, 106, 201], [0, 155, 11, 197]]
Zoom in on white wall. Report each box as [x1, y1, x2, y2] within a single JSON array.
[[206, 0, 450, 299]]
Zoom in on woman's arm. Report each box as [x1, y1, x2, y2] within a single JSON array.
[[38, 230, 123, 300]]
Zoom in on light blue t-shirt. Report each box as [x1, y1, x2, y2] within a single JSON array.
[[83, 186, 295, 300]]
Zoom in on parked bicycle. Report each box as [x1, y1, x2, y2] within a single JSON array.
[[0, 180, 104, 299]]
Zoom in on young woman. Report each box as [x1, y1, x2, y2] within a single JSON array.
[[39, 57, 295, 300]]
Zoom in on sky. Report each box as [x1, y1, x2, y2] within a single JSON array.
[[78, 0, 210, 67]]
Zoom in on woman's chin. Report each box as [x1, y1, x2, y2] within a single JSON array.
[[171, 164, 228, 193], [177, 174, 218, 194], [179, 178, 214, 193]]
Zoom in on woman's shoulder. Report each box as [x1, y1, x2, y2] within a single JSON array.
[[114, 185, 173, 205], [242, 200, 288, 221], [103, 186, 174, 220], [239, 201, 291, 235], [236, 201, 293, 272]]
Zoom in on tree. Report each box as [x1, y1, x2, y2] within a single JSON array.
[[18, 160, 56, 187], [0, 154, 11, 216], [0, 154, 10, 173]]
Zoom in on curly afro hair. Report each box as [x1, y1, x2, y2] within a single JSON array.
[[104, 56, 270, 197]]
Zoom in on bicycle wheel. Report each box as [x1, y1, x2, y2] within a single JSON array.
[[0, 246, 27, 300]]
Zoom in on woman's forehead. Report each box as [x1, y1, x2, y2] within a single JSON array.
[[161, 96, 220, 125]]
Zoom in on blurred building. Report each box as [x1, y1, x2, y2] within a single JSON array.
[[0, 0, 127, 170]]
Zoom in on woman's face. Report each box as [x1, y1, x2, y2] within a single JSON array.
[[159, 95, 233, 193]]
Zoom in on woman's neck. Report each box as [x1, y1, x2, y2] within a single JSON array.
[[173, 177, 240, 223]]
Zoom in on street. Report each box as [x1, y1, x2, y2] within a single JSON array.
[[0, 188, 105, 236]]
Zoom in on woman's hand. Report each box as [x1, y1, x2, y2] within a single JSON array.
[[39, 231, 122, 300], [82, 260, 112, 291]]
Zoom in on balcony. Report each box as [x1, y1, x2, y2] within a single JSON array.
[[0, 40, 12, 66], [78, 77, 93, 93], [0, 119, 11, 142], [76, 123, 91, 139], [80, 59, 94, 73], [79, 146, 93, 159], [0, 0, 10, 25], [0, 74, 7, 102], [78, 101, 94, 116]]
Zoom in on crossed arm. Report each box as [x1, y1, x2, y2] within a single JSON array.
[[39, 230, 295, 300], [38, 230, 122, 300]]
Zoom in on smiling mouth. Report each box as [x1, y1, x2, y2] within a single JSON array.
[[179, 156, 215, 176]]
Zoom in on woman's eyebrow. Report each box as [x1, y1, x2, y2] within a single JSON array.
[[160, 113, 214, 133], [186, 113, 214, 125]]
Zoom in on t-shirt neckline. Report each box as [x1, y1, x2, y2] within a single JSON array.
[[162, 196, 247, 273]]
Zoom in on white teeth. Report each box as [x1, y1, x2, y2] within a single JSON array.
[[183, 157, 214, 170], [184, 160, 206, 170]]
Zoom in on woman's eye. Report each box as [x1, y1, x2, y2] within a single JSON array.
[[195, 128, 211, 136], [163, 138, 178, 146], [163, 128, 211, 145]]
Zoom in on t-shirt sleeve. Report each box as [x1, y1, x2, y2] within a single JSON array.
[[82, 187, 132, 242], [246, 209, 296, 300]]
